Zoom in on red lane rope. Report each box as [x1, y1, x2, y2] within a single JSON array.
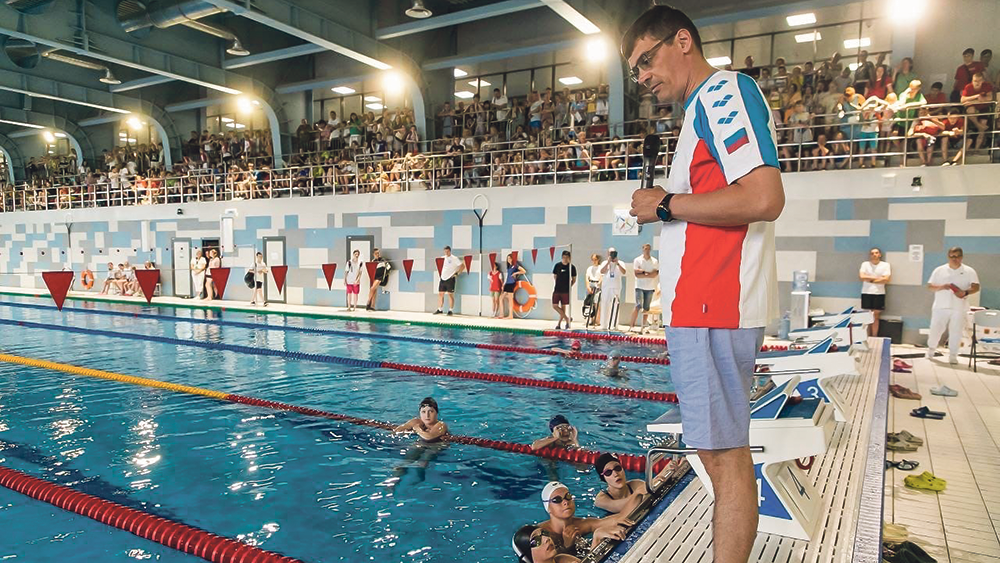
[[472, 342, 670, 366], [0, 464, 304, 563], [226, 393, 664, 472], [543, 330, 667, 346], [380, 361, 677, 403]]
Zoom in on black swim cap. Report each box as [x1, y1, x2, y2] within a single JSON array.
[[419, 397, 438, 413], [512, 524, 536, 563], [594, 453, 619, 482]]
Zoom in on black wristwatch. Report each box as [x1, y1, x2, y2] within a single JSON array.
[[656, 193, 675, 223]]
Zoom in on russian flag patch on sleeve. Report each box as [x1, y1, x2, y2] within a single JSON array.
[[724, 127, 749, 154]]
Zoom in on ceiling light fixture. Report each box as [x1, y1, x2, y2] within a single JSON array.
[[226, 38, 250, 57], [794, 32, 822, 43], [844, 38, 871, 49], [557, 76, 583, 85], [454, 91, 475, 99], [453, 68, 468, 78], [469, 79, 490, 87], [405, 0, 432, 19], [332, 86, 356, 95], [786, 13, 817, 26], [99, 68, 122, 85], [365, 103, 385, 110], [0, 118, 45, 129], [706, 56, 732, 67]]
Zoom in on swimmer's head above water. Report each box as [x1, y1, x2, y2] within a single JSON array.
[[419, 396, 439, 426]]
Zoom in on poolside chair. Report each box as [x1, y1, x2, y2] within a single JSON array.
[[969, 310, 1000, 373]]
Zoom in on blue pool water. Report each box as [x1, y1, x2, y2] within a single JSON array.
[[0, 296, 673, 562]]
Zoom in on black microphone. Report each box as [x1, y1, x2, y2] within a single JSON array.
[[641, 134, 662, 189]]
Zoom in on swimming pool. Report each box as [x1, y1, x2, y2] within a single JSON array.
[[0, 296, 674, 562]]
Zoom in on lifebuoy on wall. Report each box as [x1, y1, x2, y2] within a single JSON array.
[[512, 280, 537, 318], [80, 269, 95, 290]]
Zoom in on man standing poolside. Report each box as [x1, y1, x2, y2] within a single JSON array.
[[623, 6, 784, 562]]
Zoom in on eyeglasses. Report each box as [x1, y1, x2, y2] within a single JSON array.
[[948, 255, 962, 259], [628, 32, 678, 83], [545, 492, 574, 505], [529, 529, 552, 548], [601, 464, 623, 477]]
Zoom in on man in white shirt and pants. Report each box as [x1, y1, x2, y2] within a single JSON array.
[[599, 247, 626, 329], [926, 247, 980, 364], [435, 245, 464, 316], [859, 248, 890, 336], [628, 243, 660, 333]]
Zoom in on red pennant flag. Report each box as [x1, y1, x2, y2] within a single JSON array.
[[402, 259, 414, 281], [511, 251, 519, 264], [531, 248, 538, 263], [322, 263, 337, 290], [435, 257, 444, 276], [489, 252, 497, 267], [550, 246, 556, 260], [463, 255, 473, 273], [365, 261, 379, 286], [210, 267, 230, 299], [271, 265, 288, 293], [42, 271, 74, 311], [135, 269, 160, 304]]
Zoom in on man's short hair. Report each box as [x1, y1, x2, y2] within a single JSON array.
[[562, 250, 571, 257], [963, 48, 975, 56], [973, 72, 985, 80], [948, 246, 963, 256], [621, 5, 702, 60], [931, 81, 944, 90], [444, 245, 451, 251], [982, 49, 993, 57]]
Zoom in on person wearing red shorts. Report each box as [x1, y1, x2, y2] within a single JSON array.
[[344, 249, 363, 311], [551, 250, 577, 329]]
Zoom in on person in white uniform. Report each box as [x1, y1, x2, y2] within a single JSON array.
[[859, 248, 891, 336], [926, 247, 980, 364], [628, 243, 660, 333], [190, 248, 206, 299], [435, 245, 465, 316], [599, 247, 626, 329]]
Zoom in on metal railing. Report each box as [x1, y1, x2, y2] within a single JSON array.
[[2, 103, 996, 213]]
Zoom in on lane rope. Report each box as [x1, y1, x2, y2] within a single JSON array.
[[0, 291, 664, 344], [0, 301, 670, 365], [0, 464, 305, 563], [0, 353, 660, 473], [0, 317, 677, 403]]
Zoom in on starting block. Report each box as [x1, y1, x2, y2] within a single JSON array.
[[647, 376, 835, 540], [756, 336, 859, 421], [789, 317, 868, 350], [812, 306, 874, 327]]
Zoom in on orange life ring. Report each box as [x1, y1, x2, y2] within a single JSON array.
[[512, 280, 537, 317], [80, 269, 95, 290]]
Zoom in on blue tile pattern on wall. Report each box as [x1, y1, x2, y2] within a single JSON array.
[[869, 220, 908, 252]]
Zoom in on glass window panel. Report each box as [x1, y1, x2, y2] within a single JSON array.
[[733, 36, 771, 69], [342, 95, 362, 120], [506, 70, 531, 100], [773, 29, 819, 68], [533, 66, 553, 97], [702, 41, 733, 66]]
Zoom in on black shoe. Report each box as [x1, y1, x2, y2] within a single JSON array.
[[434, 310, 442, 315], [447, 311, 453, 316]]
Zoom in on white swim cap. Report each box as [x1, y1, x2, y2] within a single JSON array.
[[542, 481, 568, 513]]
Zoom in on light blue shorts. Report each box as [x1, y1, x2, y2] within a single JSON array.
[[635, 288, 654, 311], [664, 327, 765, 450]]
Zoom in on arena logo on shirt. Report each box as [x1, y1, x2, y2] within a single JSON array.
[[724, 127, 750, 154]]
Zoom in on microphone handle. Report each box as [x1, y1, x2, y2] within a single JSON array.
[[641, 157, 655, 189]]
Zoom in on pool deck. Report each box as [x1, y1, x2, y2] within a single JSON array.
[[621, 338, 889, 563], [0, 285, 666, 339]]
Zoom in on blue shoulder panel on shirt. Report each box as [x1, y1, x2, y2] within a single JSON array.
[[693, 99, 725, 178], [735, 73, 780, 168]]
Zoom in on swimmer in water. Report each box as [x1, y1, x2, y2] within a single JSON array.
[[593, 453, 648, 515], [393, 397, 449, 442], [599, 351, 629, 378], [513, 524, 582, 563], [536, 482, 633, 558], [531, 415, 580, 451], [551, 339, 584, 358]]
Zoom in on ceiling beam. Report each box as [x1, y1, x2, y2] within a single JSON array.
[[0, 5, 246, 95], [539, 0, 602, 34], [0, 107, 92, 167], [222, 43, 326, 70], [422, 38, 581, 71], [200, 0, 403, 71], [110, 76, 176, 93], [376, 0, 541, 40]]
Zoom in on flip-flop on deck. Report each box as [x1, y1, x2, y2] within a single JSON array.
[[910, 406, 945, 419]]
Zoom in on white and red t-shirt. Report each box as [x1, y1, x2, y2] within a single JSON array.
[[659, 70, 779, 329]]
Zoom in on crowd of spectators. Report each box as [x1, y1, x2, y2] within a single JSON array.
[[2, 47, 998, 213]]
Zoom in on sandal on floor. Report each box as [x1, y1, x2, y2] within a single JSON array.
[[890, 385, 922, 400], [887, 439, 918, 452], [892, 366, 913, 373], [930, 386, 958, 397], [893, 359, 914, 369], [886, 459, 920, 471], [910, 406, 945, 419], [889, 430, 923, 445], [904, 472, 946, 491], [882, 522, 909, 544]]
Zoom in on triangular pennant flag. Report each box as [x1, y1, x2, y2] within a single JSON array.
[[271, 265, 288, 293], [210, 268, 230, 299], [550, 246, 556, 260], [463, 255, 473, 273], [42, 271, 74, 311], [365, 261, 379, 286], [531, 248, 538, 263], [322, 263, 337, 290], [489, 252, 497, 267], [435, 257, 444, 276], [511, 251, 519, 264], [402, 259, 414, 281], [135, 269, 160, 304]]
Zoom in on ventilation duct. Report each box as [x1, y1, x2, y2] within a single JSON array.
[[117, 0, 225, 33], [180, 19, 249, 56], [41, 51, 122, 85]]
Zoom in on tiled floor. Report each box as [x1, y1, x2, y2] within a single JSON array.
[[885, 351, 1000, 563]]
